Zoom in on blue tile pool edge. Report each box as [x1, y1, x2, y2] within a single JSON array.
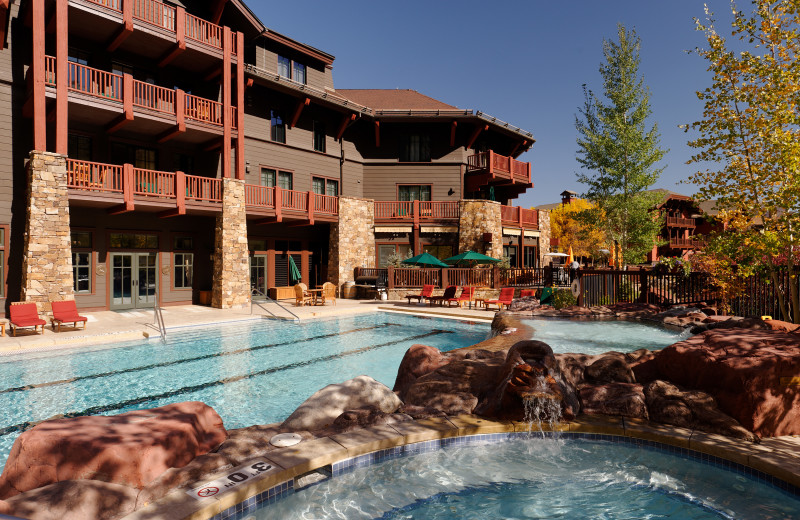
[[205, 431, 800, 520]]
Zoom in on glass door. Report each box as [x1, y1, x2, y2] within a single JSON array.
[[136, 253, 158, 308], [250, 254, 268, 299], [111, 253, 133, 309], [110, 253, 158, 310]]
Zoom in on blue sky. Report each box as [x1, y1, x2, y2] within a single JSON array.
[[249, 0, 737, 207]]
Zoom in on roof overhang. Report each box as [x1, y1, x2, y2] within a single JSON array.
[[261, 29, 335, 66]]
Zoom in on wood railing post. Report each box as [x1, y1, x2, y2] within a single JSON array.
[[577, 272, 584, 307], [307, 190, 315, 224], [441, 268, 449, 288], [122, 73, 134, 121], [493, 266, 500, 288], [175, 88, 185, 132], [488, 150, 494, 178], [274, 185, 282, 221], [413, 199, 420, 229], [387, 266, 394, 290], [175, 170, 186, 215], [123, 163, 135, 211], [640, 270, 649, 304]]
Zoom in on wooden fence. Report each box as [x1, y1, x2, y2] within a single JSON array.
[[576, 270, 716, 307], [354, 266, 568, 290]]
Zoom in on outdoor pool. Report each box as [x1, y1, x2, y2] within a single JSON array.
[[0, 312, 488, 469]]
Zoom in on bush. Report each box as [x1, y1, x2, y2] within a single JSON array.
[[553, 289, 577, 309]]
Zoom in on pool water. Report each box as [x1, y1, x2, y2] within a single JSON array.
[[267, 438, 800, 519], [524, 318, 686, 355], [0, 313, 488, 469]]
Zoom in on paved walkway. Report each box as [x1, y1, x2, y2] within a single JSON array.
[[0, 299, 498, 355]]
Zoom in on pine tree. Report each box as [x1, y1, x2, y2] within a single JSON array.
[[575, 24, 667, 265]]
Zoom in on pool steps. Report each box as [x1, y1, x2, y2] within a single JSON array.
[[121, 413, 800, 520]]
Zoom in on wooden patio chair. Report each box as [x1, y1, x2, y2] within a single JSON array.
[[51, 300, 88, 332], [9, 302, 47, 336], [428, 285, 457, 306], [485, 287, 515, 311], [319, 282, 337, 305], [406, 284, 434, 304], [294, 283, 312, 306], [448, 286, 476, 307]]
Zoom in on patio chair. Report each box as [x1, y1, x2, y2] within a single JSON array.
[[319, 282, 337, 306], [520, 289, 537, 298], [406, 284, 434, 304], [447, 286, 476, 307], [428, 285, 457, 306], [484, 287, 515, 311], [294, 283, 312, 306], [9, 302, 47, 336], [51, 300, 88, 332]]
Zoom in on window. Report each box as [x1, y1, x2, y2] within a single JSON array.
[[423, 245, 452, 262], [312, 177, 338, 196], [174, 236, 193, 250], [503, 245, 518, 268], [68, 134, 92, 161], [398, 185, 431, 202], [377, 244, 412, 268], [110, 143, 158, 169], [174, 253, 193, 289], [73, 252, 91, 293], [293, 62, 306, 84], [278, 56, 291, 79], [313, 121, 326, 152], [109, 233, 158, 249], [175, 153, 194, 174], [71, 232, 92, 248], [278, 171, 293, 190], [248, 239, 268, 251], [260, 168, 276, 187], [270, 110, 286, 143], [400, 134, 431, 162]]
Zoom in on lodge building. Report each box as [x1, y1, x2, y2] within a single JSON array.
[[0, 0, 548, 312]]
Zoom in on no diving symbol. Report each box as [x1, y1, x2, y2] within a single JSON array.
[[196, 486, 219, 498]]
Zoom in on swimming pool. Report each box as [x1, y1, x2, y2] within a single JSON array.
[[524, 318, 686, 355], [265, 435, 800, 519], [0, 313, 488, 469]]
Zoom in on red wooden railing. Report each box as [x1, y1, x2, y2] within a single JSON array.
[[314, 193, 339, 215], [466, 152, 489, 172], [244, 184, 275, 207], [230, 105, 238, 130], [44, 56, 56, 86], [521, 207, 538, 227], [186, 12, 223, 49], [185, 95, 223, 126], [67, 159, 124, 192], [669, 238, 702, 248], [492, 152, 510, 173], [374, 201, 414, 219], [66, 61, 123, 101], [419, 201, 459, 219], [466, 151, 531, 183], [231, 32, 238, 56], [85, 0, 121, 11], [389, 268, 442, 288], [666, 216, 695, 227], [133, 168, 176, 198], [133, 0, 176, 31], [500, 205, 539, 229], [186, 174, 222, 202], [132, 80, 175, 114], [281, 189, 308, 212]]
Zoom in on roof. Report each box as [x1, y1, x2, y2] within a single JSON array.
[[336, 89, 459, 111], [535, 202, 567, 211], [261, 29, 335, 65]]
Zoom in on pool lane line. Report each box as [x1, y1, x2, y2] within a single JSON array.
[[0, 329, 453, 439], [0, 323, 404, 396]]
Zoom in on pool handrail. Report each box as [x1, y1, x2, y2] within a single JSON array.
[[153, 287, 166, 342], [251, 289, 300, 322]]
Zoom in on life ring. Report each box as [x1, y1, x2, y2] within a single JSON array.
[[570, 279, 581, 298]]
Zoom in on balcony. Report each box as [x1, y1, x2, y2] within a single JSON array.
[[666, 216, 696, 228], [500, 205, 539, 230], [244, 185, 339, 224], [74, 0, 238, 69], [466, 151, 531, 184], [669, 237, 703, 249], [45, 57, 236, 140], [374, 201, 460, 227]]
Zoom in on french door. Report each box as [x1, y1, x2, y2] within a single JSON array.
[[110, 252, 158, 310]]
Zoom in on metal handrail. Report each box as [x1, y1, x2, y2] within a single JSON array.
[[153, 286, 166, 342], [250, 288, 300, 321]]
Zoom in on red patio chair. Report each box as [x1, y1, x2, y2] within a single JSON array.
[[484, 287, 516, 311], [406, 284, 434, 304], [520, 289, 537, 298], [9, 302, 47, 336], [51, 300, 88, 332], [428, 285, 457, 306], [447, 286, 476, 307]]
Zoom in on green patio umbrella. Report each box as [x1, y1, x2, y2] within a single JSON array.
[[443, 250, 501, 266], [288, 255, 302, 284], [401, 252, 449, 268]]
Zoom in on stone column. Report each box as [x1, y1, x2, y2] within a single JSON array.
[[457, 199, 502, 258], [328, 196, 375, 289], [212, 178, 250, 309], [538, 209, 552, 264], [21, 151, 74, 308]]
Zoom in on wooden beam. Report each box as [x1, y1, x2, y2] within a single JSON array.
[[374, 120, 380, 148], [336, 113, 356, 141], [235, 32, 245, 180], [107, 114, 132, 134], [246, 78, 254, 88], [287, 220, 313, 227], [204, 67, 222, 82], [222, 26, 232, 179], [107, 0, 133, 52], [509, 139, 527, 157], [254, 216, 281, 225], [203, 138, 223, 152], [32, 0, 46, 150], [465, 124, 488, 150], [288, 97, 309, 129], [211, 0, 229, 24], [55, 0, 68, 154], [450, 120, 457, 147], [158, 7, 186, 67]]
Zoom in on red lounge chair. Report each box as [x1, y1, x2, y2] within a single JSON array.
[[447, 286, 476, 307], [9, 302, 47, 336], [406, 284, 435, 304], [485, 287, 516, 311], [51, 300, 88, 332], [520, 289, 537, 298], [428, 285, 457, 306]]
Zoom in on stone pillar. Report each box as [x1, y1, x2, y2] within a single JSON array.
[[538, 209, 552, 265], [457, 199, 502, 258], [21, 151, 74, 307], [212, 178, 250, 309], [328, 196, 375, 289]]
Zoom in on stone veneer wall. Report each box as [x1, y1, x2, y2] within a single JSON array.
[[21, 151, 74, 308], [212, 178, 250, 309], [329, 197, 375, 288], [457, 199, 503, 259], [538, 209, 552, 264]]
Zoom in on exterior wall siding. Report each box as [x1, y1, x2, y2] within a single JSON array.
[[363, 163, 462, 201]]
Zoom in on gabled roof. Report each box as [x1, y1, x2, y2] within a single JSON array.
[[261, 29, 335, 66], [336, 89, 459, 111]]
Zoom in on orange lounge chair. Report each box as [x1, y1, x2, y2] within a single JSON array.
[[51, 300, 88, 332], [428, 285, 457, 306], [9, 302, 47, 336], [447, 286, 476, 307], [484, 287, 515, 311], [520, 289, 537, 298], [406, 284, 434, 304]]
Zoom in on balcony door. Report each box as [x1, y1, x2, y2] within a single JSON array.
[[110, 253, 158, 310], [250, 254, 268, 299]]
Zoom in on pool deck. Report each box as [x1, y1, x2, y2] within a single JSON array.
[[0, 299, 497, 355], [123, 414, 800, 520]]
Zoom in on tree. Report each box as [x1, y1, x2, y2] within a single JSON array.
[[688, 0, 800, 322], [550, 198, 608, 259], [575, 24, 667, 265]]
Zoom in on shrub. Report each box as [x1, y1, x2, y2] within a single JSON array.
[[553, 289, 577, 309]]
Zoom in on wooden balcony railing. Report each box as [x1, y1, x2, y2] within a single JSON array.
[[374, 200, 459, 221], [281, 189, 308, 212], [313, 193, 339, 215], [186, 12, 223, 49], [466, 150, 531, 183], [85, 0, 122, 11], [134, 0, 176, 32], [67, 159, 124, 192], [669, 237, 703, 249], [46, 57, 236, 130], [666, 216, 696, 227], [244, 184, 275, 207], [134, 168, 176, 198], [500, 205, 539, 229]]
